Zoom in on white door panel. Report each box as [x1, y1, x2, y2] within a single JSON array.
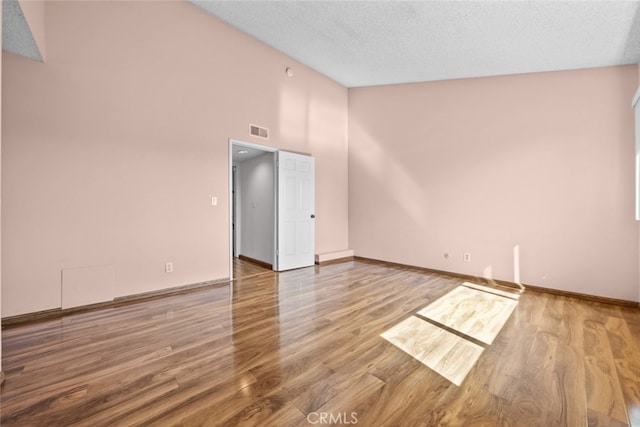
[[276, 151, 315, 271]]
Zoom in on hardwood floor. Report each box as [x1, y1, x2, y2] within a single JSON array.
[[1, 259, 639, 426], [233, 257, 272, 280]]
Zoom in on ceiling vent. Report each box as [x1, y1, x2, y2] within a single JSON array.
[[249, 124, 269, 139]]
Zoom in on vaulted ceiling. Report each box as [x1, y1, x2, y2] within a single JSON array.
[[3, 1, 640, 88], [191, 0, 640, 87]]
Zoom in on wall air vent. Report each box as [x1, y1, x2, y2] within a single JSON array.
[[249, 124, 269, 139]]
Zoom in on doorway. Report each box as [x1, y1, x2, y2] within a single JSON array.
[[230, 140, 277, 280], [228, 139, 316, 280]]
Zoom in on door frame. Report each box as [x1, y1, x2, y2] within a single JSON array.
[[228, 138, 278, 280]]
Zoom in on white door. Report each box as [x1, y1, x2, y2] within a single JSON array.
[[276, 151, 315, 271]]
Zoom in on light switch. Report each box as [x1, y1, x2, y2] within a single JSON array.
[[211, 196, 217, 206]]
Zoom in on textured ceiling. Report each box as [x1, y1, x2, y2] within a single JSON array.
[[191, 0, 640, 87], [3, 1, 639, 87], [2, 0, 43, 61]]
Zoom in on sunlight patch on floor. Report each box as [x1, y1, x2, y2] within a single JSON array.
[[381, 315, 483, 386], [418, 284, 518, 345], [382, 282, 518, 386]]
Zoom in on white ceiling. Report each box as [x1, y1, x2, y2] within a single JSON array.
[[3, 1, 639, 88], [2, 0, 43, 61], [191, 0, 640, 87]]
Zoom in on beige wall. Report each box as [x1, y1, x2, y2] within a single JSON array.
[[1, 0, 4, 369], [3, 1, 638, 319], [2, 1, 349, 316], [349, 65, 639, 302]]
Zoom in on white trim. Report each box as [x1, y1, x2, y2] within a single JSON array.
[[231, 163, 240, 258], [633, 86, 640, 108], [273, 154, 279, 271], [230, 138, 277, 153]]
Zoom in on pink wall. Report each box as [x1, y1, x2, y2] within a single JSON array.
[[349, 66, 639, 302], [19, 0, 46, 60], [1, 0, 4, 369], [3, 1, 637, 318], [2, 1, 349, 316]]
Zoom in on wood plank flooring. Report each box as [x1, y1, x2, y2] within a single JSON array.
[[417, 284, 518, 345], [1, 259, 639, 426], [232, 257, 272, 280]]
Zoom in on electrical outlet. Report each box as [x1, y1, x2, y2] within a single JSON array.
[[165, 262, 173, 273], [463, 253, 471, 262]]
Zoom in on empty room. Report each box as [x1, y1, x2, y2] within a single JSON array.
[[1, 1, 639, 426]]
